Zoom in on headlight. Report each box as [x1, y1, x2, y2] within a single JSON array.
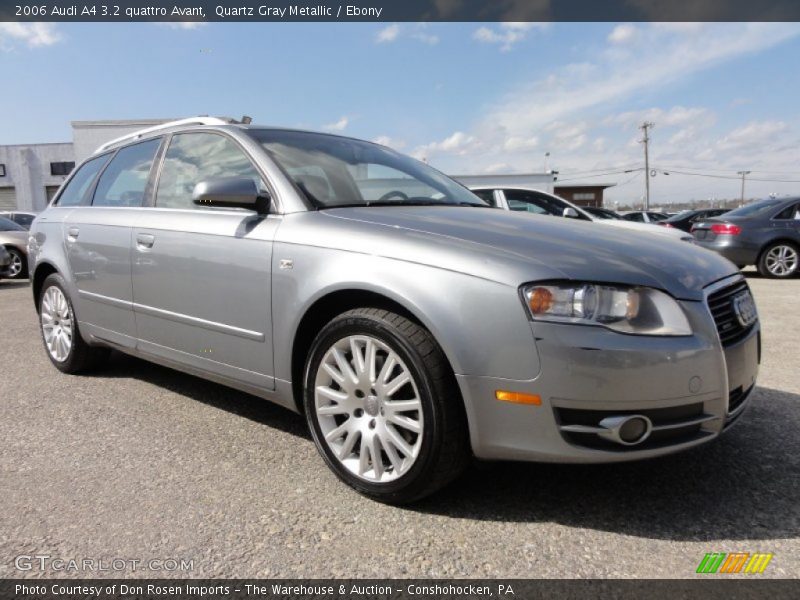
[[521, 282, 691, 336]]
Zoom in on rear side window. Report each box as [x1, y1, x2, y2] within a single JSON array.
[[774, 203, 800, 220], [471, 189, 497, 207], [93, 139, 161, 207], [504, 190, 562, 215], [155, 133, 263, 209], [55, 154, 111, 207]]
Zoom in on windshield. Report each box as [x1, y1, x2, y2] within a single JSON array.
[[725, 198, 784, 218], [664, 211, 695, 223], [250, 129, 487, 208], [0, 216, 24, 231], [588, 208, 621, 220]]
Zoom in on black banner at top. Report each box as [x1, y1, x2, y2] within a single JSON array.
[[3, 0, 800, 22]]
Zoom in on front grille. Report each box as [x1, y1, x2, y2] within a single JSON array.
[[707, 280, 755, 346], [555, 403, 716, 452]]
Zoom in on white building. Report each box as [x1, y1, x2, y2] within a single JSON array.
[[0, 143, 75, 211]]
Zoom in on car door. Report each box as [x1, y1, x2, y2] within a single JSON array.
[[131, 131, 279, 392], [63, 139, 162, 349]]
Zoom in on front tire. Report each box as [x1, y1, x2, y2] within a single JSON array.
[[303, 308, 469, 504], [38, 273, 109, 373], [5, 247, 26, 279], [758, 242, 799, 278]]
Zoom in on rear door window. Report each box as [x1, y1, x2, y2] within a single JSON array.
[[92, 139, 161, 207], [55, 154, 112, 207]]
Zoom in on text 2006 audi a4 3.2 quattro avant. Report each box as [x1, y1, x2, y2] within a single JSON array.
[[27, 117, 760, 503]]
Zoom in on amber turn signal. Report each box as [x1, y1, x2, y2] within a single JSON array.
[[495, 390, 541, 405], [527, 286, 554, 315]]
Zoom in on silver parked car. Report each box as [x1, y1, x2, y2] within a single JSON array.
[[0, 216, 29, 279], [0, 245, 11, 279], [28, 117, 760, 503]]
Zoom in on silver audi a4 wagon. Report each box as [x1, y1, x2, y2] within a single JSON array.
[[28, 117, 761, 503]]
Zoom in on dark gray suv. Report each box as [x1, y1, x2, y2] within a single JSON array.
[[692, 197, 800, 278]]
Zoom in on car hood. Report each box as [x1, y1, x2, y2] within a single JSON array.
[[310, 207, 737, 301], [594, 218, 690, 240]]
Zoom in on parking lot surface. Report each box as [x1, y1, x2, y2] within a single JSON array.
[[1, 271, 798, 578]]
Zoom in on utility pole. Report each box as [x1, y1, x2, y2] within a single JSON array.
[[737, 170, 751, 205], [639, 122, 654, 210]]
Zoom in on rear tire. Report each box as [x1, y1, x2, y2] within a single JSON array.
[[303, 308, 469, 504], [38, 273, 110, 373], [757, 242, 799, 278]]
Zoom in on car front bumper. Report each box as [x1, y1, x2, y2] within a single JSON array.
[[456, 276, 760, 463]]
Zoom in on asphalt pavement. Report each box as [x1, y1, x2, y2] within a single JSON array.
[[0, 270, 797, 578]]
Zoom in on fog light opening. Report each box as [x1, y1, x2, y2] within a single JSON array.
[[618, 416, 650, 444]]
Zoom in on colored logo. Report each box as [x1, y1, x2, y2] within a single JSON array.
[[697, 552, 773, 574]]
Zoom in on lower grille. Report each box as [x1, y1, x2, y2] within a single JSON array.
[[707, 280, 756, 346], [725, 384, 754, 427], [555, 403, 717, 452]]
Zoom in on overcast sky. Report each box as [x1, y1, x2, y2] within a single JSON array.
[[1, 21, 800, 205]]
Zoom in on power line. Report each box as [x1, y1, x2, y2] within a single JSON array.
[[552, 162, 643, 177], [554, 168, 644, 183], [651, 168, 800, 183]]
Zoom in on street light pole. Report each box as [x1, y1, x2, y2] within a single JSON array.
[[737, 171, 751, 205], [639, 122, 654, 210]]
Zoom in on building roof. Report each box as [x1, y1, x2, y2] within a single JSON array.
[[452, 172, 555, 189], [555, 182, 616, 189]]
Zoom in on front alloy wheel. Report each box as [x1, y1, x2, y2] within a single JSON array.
[[304, 308, 469, 503], [759, 243, 798, 278], [314, 335, 424, 483]]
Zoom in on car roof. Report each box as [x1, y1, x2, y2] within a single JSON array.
[[93, 120, 388, 156]]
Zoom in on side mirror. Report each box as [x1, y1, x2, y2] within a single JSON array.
[[192, 177, 270, 214], [563, 207, 580, 219]]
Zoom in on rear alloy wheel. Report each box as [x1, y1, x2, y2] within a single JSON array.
[[758, 243, 799, 278], [304, 308, 469, 504], [5, 247, 26, 279], [38, 273, 110, 373]]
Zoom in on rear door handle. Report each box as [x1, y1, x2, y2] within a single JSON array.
[[136, 233, 155, 250], [66, 227, 79, 241]]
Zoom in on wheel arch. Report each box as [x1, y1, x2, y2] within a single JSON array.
[[289, 287, 461, 415], [32, 261, 59, 311]]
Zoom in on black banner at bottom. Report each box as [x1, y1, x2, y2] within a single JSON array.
[[1, 579, 798, 600]]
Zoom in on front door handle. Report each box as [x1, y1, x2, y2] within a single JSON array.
[[66, 227, 79, 242], [136, 233, 155, 250]]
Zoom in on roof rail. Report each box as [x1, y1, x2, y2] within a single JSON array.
[[94, 116, 236, 154]]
